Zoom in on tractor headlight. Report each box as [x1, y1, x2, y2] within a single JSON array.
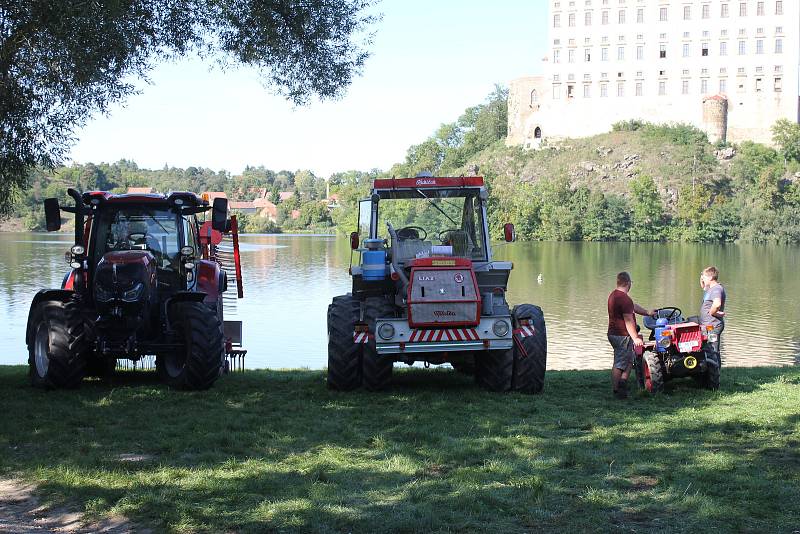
[[94, 284, 114, 303], [180, 246, 194, 257], [378, 323, 395, 340], [70, 245, 85, 255], [493, 320, 510, 337], [658, 336, 672, 348], [708, 333, 718, 343], [121, 282, 144, 302]]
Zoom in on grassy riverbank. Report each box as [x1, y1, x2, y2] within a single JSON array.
[[0, 365, 798, 533]]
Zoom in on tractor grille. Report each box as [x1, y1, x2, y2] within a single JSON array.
[[675, 325, 702, 353], [407, 268, 480, 327]]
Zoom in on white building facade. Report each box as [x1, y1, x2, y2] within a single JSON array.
[[507, 0, 800, 147]]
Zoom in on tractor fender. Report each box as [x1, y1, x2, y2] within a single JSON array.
[[196, 259, 224, 303], [163, 291, 208, 331], [25, 289, 75, 346]]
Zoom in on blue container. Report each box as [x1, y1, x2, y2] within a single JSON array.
[[654, 318, 669, 353], [362, 239, 387, 281]]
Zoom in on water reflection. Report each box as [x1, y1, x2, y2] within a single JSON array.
[[0, 233, 797, 369]]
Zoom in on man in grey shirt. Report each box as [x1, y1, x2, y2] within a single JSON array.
[[700, 266, 726, 367]]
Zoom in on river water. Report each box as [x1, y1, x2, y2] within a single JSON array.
[[1, 233, 798, 369]]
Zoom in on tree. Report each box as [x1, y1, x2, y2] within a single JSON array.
[[0, 0, 377, 214], [772, 119, 800, 163], [629, 175, 666, 241]]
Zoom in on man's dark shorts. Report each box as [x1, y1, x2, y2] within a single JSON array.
[[608, 334, 634, 370]]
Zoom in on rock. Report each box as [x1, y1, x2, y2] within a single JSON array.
[[716, 147, 736, 160], [596, 146, 613, 157], [580, 161, 595, 172]]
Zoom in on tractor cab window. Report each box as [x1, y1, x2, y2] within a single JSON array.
[[95, 208, 181, 270], [377, 190, 487, 262]]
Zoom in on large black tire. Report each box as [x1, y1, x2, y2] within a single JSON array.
[[157, 301, 224, 390], [636, 351, 664, 393], [326, 295, 362, 391], [28, 299, 89, 389], [476, 349, 513, 392], [362, 297, 396, 391], [511, 304, 547, 394]]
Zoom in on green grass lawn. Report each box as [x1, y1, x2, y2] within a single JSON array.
[[1, 365, 798, 533]]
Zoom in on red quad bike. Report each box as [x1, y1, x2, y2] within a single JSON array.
[[635, 307, 721, 393], [26, 188, 243, 390], [326, 174, 547, 393]]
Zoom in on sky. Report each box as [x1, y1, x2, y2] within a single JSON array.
[[67, 1, 549, 178]]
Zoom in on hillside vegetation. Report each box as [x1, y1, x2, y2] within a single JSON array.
[[5, 88, 800, 243]]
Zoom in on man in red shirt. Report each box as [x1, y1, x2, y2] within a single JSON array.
[[608, 271, 655, 398]]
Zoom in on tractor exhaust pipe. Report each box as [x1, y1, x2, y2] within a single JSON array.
[[386, 222, 409, 290]]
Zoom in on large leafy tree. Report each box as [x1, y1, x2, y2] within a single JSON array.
[[0, 0, 376, 214]]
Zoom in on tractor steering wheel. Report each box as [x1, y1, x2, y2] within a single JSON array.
[[127, 232, 147, 247], [397, 226, 427, 241], [657, 307, 682, 321], [438, 229, 462, 243]]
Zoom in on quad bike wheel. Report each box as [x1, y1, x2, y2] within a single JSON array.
[[635, 352, 664, 394], [157, 301, 224, 390], [326, 295, 362, 391], [510, 304, 547, 394], [362, 297, 396, 391], [28, 299, 88, 389]]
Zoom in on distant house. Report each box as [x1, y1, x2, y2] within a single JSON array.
[[326, 194, 340, 209], [278, 191, 295, 202], [201, 191, 227, 204], [127, 187, 155, 194], [290, 209, 301, 220], [229, 201, 258, 214]]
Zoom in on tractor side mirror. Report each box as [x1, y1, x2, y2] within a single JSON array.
[[503, 223, 516, 243], [211, 198, 228, 232], [350, 231, 360, 250], [44, 198, 61, 232]]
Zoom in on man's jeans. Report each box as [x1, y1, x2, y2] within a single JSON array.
[[704, 323, 724, 368]]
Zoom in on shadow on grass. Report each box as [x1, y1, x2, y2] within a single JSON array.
[[0, 365, 797, 533]]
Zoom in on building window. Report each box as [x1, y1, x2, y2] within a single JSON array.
[[569, 49, 576, 62], [755, 78, 763, 92], [637, 8, 644, 22], [567, 84, 575, 98], [684, 6, 691, 20], [602, 47, 609, 61], [531, 89, 538, 105], [660, 44, 667, 58], [776, 1, 783, 15], [635, 82, 643, 96], [738, 40, 746, 55], [619, 10, 625, 24], [682, 43, 690, 57], [554, 49, 561, 63], [702, 43, 710, 56], [569, 13, 576, 27], [585, 48, 592, 62], [617, 46, 625, 60], [701, 79, 709, 93], [553, 85, 561, 99], [636, 45, 644, 60], [584, 84, 591, 97], [720, 41, 728, 56], [602, 10, 609, 24], [757, 2, 765, 15], [659, 81, 666, 95], [659, 7, 668, 21], [600, 83, 608, 97], [739, 2, 746, 16], [720, 78, 727, 93], [554, 14, 561, 27], [774, 77, 782, 92], [585, 11, 592, 26], [721, 4, 729, 17], [682, 80, 690, 94], [702, 4, 710, 18], [617, 82, 625, 97], [756, 39, 764, 54], [775, 39, 783, 53]]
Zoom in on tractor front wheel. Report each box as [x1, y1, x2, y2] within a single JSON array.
[[362, 297, 395, 391], [326, 295, 362, 391], [636, 351, 664, 393], [476, 348, 513, 392], [28, 299, 88, 389], [157, 301, 224, 390], [510, 304, 547, 394]]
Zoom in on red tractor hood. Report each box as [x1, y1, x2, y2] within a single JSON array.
[[100, 250, 156, 267]]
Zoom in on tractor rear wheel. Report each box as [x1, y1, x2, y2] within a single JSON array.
[[327, 295, 362, 391], [28, 299, 88, 389], [157, 301, 224, 390], [636, 351, 664, 393], [511, 304, 547, 394], [476, 348, 513, 392], [362, 297, 395, 391]]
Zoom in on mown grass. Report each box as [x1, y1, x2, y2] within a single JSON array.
[[0, 365, 798, 533]]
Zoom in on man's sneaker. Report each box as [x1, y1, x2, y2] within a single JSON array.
[[614, 380, 629, 399]]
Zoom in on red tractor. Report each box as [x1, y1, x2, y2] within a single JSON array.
[[327, 174, 547, 392], [26, 188, 243, 390]]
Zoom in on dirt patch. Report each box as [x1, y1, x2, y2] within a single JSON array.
[[0, 478, 143, 533], [628, 475, 659, 492]]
